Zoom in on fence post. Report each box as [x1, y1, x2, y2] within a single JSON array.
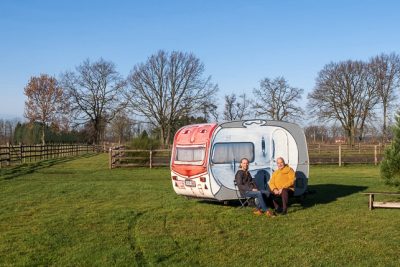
[[7, 142, 10, 166], [109, 147, 113, 169], [338, 145, 342, 167], [374, 145, 378, 166], [318, 143, 321, 154], [20, 143, 23, 164], [149, 150, 152, 169]]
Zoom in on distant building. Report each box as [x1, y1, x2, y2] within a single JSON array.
[[335, 137, 346, 144]]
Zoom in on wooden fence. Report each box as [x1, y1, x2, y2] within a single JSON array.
[[109, 147, 171, 169], [308, 144, 387, 165], [0, 144, 99, 168], [109, 143, 390, 169]]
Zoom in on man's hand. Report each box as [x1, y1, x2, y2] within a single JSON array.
[[273, 188, 279, 195], [278, 189, 283, 195], [252, 188, 258, 192]]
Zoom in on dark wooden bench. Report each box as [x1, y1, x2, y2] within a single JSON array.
[[361, 192, 400, 210]]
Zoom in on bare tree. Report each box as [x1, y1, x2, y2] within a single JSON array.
[[110, 112, 135, 144], [253, 77, 304, 121], [24, 74, 65, 144], [61, 58, 126, 144], [200, 100, 219, 122], [308, 60, 380, 146], [126, 50, 218, 148], [329, 124, 346, 143], [304, 125, 329, 143], [0, 119, 19, 144], [369, 53, 400, 142], [223, 93, 251, 121]]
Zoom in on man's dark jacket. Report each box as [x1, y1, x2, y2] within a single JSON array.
[[235, 170, 257, 196]]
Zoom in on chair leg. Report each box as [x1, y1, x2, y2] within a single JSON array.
[[238, 197, 253, 208], [238, 198, 247, 208]]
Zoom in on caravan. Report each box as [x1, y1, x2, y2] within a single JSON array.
[[170, 119, 309, 201]]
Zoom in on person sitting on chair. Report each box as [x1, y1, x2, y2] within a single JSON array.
[[235, 158, 274, 217], [269, 157, 295, 215]]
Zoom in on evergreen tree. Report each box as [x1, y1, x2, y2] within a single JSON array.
[[13, 123, 23, 144], [13, 122, 85, 144], [380, 112, 400, 187]]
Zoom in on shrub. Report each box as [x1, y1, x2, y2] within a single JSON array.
[[129, 131, 160, 150]]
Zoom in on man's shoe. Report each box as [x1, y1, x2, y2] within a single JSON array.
[[265, 210, 276, 218], [253, 209, 263, 216], [280, 210, 288, 216], [275, 207, 283, 214]]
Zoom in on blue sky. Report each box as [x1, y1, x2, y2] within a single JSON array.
[[1, 0, 400, 119]]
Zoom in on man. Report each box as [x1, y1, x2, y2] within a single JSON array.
[[269, 157, 295, 215], [235, 158, 274, 217]]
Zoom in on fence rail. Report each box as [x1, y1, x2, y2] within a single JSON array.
[[0, 144, 99, 168], [109, 147, 171, 169], [109, 143, 390, 169], [308, 144, 387, 165]]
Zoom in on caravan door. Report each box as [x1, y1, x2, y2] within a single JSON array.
[[271, 128, 298, 170]]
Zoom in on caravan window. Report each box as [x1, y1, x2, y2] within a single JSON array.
[[211, 142, 254, 164], [175, 146, 205, 164]]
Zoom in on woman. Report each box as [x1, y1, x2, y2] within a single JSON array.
[[269, 157, 295, 215]]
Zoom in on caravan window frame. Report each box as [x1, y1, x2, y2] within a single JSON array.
[[174, 144, 206, 165], [211, 142, 255, 164]]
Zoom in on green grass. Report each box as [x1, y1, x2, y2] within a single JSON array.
[[1, 155, 399, 266]]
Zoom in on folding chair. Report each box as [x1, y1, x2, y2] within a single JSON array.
[[234, 179, 254, 208]]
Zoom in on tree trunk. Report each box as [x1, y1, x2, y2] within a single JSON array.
[[41, 124, 45, 145], [350, 126, 355, 147], [346, 127, 355, 147], [159, 126, 166, 149], [382, 104, 387, 143], [93, 121, 99, 145], [166, 123, 172, 148]]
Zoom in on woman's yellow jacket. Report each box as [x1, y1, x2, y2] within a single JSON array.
[[269, 165, 295, 191]]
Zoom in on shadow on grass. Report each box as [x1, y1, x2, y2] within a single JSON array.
[[301, 184, 368, 208], [196, 184, 368, 210], [0, 153, 97, 180]]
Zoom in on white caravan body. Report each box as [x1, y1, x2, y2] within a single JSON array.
[[171, 120, 309, 201]]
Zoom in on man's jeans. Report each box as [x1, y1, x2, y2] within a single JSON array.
[[245, 190, 270, 211]]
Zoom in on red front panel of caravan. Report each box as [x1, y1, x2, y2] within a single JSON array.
[[171, 123, 218, 177]]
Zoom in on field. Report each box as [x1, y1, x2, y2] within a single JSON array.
[[1, 154, 399, 266]]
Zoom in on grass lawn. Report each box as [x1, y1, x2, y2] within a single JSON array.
[[1, 154, 399, 266]]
